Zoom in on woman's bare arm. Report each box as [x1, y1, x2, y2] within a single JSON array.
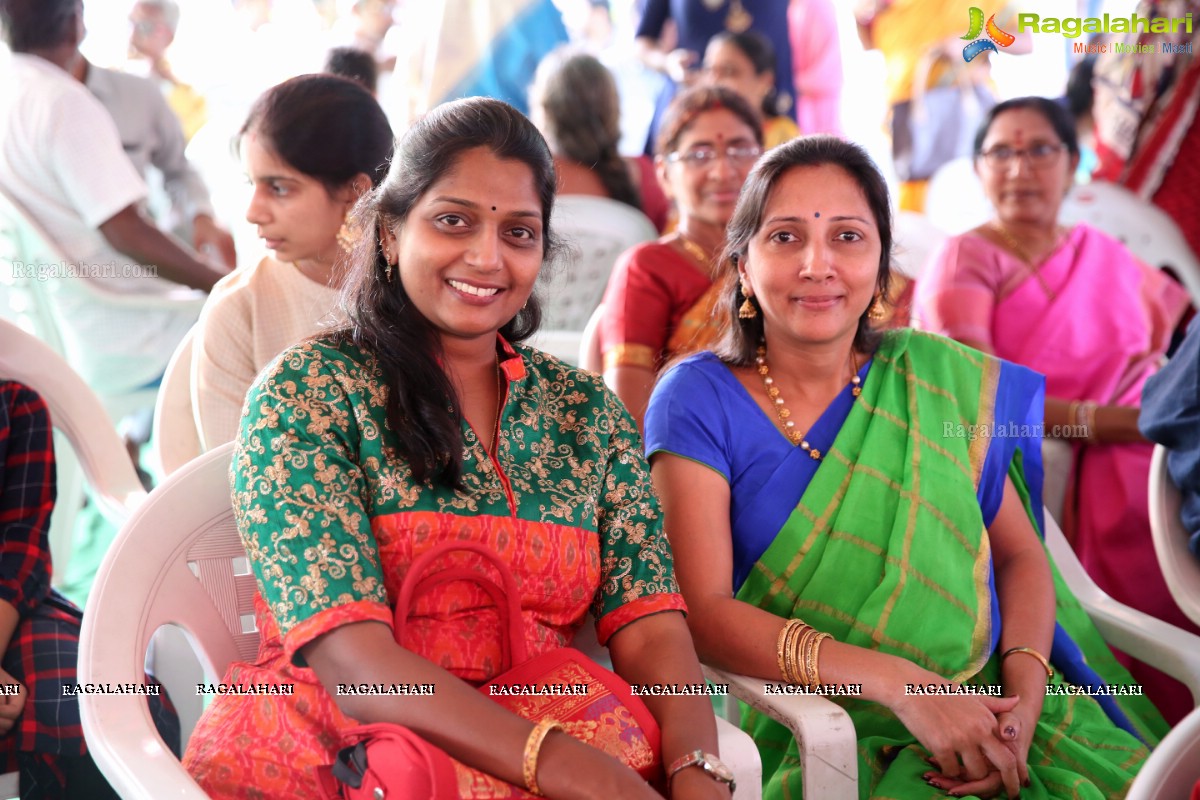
[[607, 611, 730, 799]]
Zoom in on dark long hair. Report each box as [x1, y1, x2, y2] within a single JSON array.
[[717, 136, 893, 366], [339, 97, 560, 487], [708, 30, 782, 118], [239, 74, 394, 193], [530, 49, 640, 210]]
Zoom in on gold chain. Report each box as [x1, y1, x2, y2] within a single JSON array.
[[755, 345, 862, 460], [674, 232, 715, 275], [990, 223, 1061, 300]]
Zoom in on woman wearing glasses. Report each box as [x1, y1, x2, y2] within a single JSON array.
[[915, 96, 1195, 722], [598, 86, 763, 430]]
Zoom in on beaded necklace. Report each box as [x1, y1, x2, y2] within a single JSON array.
[[754, 344, 862, 460]]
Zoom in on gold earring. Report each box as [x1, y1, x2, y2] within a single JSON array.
[[336, 212, 359, 254], [868, 292, 886, 321], [380, 241, 394, 282], [738, 281, 757, 319]]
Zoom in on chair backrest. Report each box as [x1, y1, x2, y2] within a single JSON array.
[[891, 210, 946, 282], [1126, 705, 1200, 800], [1149, 444, 1200, 629], [923, 156, 990, 235], [1044, 503, 1200, 704], [0, 185, 68, 354], [1061, 181, 1200, 304], [0, 319, 146, 577], [78, 442, 254, 799], [151, 325, 204, 478], [537, 195, 657, 331], [579, 303, 604, 374]]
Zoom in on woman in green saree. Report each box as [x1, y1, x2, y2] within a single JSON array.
[[645, 136, 1166, 798]]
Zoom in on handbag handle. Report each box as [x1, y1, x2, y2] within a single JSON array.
[[394, 541, 528, 669]]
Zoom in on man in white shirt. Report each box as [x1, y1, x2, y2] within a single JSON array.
[[72, 56, 237, 268], [0, 0, 228, 399]]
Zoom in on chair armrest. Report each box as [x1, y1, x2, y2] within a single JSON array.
[[78, 693, 210, 800], [1072, 594, 1200, 706], [713, 715, 763, 800], [704, 666, 858, 799], [1045, 515, 1200, 704]]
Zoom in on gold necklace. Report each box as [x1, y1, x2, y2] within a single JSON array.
[[675, 232, 715, 274], [755, 344, 861, 460], [990, 223, 1059, 300]]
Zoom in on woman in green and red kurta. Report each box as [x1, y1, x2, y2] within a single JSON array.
[[182, 97, 730, 800]]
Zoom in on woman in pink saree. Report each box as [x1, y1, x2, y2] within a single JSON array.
[[915, 96, 1195, 723]]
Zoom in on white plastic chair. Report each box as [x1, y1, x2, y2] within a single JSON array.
[[538, 195, 657, 332], [150, 325, 204, 479], [1149, 444, 1200, 629], [79, 442, 250, 799], [702, 507, 1200, 799], [1061, 181, 1200, 304], [1126, 704, 1200, 800], [0, 319, 146, 581], [79, 442, 762, 798], [923, 156, 990, 235], [579, 304, 604, 374], [891, 210, 947, 282], [0, 186, 204, 424]]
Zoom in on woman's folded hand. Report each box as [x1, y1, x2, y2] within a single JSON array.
[[887, 673, 1023, 797]]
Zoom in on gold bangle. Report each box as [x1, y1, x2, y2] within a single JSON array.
[[792, 626, 817, 685], [1067, 401, 1080, 437], [777, 619, 805, 682], [785, 624, 807, 684], [1083, 402, 1098, 443], [808, 632, 832, 688], [1001, 647, 1054, 681], [522, 719, 563, 796]]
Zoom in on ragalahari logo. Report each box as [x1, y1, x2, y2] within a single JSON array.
[[961, 7, 1015, 62]]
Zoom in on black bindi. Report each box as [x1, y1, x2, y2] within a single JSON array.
[[491, 206, 497, 211], [814, 211, 821, 218]]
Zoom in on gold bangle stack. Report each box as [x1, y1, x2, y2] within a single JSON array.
[[776, 618, 832, 688], [1001, 647, 1055, 681], [522, 719, 564, 796]]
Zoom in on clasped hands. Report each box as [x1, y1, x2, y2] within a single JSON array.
[[892, 678, 1033, 798]]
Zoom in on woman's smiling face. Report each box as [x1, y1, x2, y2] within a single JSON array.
[[382, 147, 545, 346]]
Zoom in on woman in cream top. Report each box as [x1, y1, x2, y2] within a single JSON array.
[[191, 74, 393, 448]]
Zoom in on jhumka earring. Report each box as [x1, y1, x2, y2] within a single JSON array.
[[380, 241, 394, 282], [336, 212, 360, 254], [868, 292, 887, 321], [738, 281, 757, 319]]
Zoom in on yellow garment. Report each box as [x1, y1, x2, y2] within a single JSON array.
[[872, 0, 1014, 104], [166, 82, 208, 143], [764, 116, 799, 149], [898, 179, 928, 212]]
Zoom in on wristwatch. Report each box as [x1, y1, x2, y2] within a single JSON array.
[[666, 750, 736, 793]]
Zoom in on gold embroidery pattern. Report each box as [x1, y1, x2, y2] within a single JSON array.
[[233, 339, 679, 638]]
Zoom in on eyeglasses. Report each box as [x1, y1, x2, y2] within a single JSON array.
[[666, 145, 762, 168], [978, 143, 1067, 168]]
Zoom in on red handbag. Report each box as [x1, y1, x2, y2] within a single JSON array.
[[395, 542, 663, 784], [319, 542, 662, 799], [316, 723, 459, 800]]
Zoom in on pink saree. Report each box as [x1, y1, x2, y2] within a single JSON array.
[[917, 223, 1194, 721]]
